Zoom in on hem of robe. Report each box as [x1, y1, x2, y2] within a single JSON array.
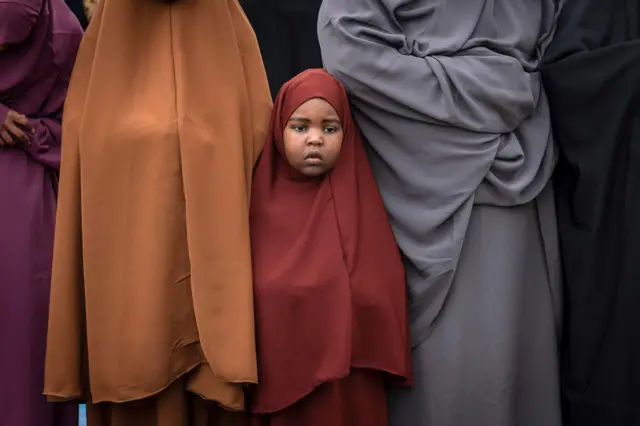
[[387, 189, 562, 426], [45, 344, 202, 405], [86, 379, 250, 426], [251, 369, 387, 426], [252, 364, 408, 414], [46, 347, 249, 411]]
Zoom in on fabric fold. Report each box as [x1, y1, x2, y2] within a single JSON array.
[[318, 0, 562, 344], [44, 0, 272, 410]]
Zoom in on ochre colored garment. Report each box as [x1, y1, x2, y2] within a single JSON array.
[[252, 370, 387, 426], [249, 69, 411, 417], [44, 0, 272, 416]]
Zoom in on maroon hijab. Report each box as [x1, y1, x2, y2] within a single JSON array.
[[250, 69, 411, 413]]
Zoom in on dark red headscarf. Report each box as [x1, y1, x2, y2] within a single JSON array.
[[250, 69, 411, 413]]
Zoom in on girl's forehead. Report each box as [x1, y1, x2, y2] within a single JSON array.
[[289, 97, 341, 119]]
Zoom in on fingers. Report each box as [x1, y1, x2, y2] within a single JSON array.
[[6, 111, 35, 135], [8, 111, 30, 128], [1, 111, 34, 146], [4, 121, 28, 144], [0, 129, 13, 146]]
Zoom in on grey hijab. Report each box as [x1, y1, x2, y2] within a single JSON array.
[[318, 0, 563, 346]]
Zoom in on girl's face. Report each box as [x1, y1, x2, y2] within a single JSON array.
[[283, 98, 343, 177]]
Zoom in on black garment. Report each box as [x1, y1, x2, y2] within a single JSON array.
[[541, 1, 640, 425], [239, 0, 323, 98], [65, 0, 88, 28]]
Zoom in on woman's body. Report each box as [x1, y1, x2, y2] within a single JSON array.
[[0, 1, 82, 425], [542, 2, 640, 425], [44, 0, 272, 424], [249, 69, 411, 426], [318, 0, 563, 425]]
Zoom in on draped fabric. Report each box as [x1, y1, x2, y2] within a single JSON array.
[[0, 0, 45, 45], [542, 1, 640, 425], [250, 69, 411, 414], [318, 2, 564, 425], [0, 0, 82, 425], [44, 0, 271, 414], [318, 0, 563, 345]]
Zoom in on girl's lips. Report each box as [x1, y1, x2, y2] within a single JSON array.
[[304, 151, 323, 163]]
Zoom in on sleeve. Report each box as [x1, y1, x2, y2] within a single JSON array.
[[317, 0, 533, 132], [22, 33, 82, 169], [317, 0, 516, 250], [0, 102, 9, 125]]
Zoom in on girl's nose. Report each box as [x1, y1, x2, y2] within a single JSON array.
[[306, 129, 324, 146]]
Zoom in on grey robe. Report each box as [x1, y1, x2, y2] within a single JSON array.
[[318, 0, 563, 424]]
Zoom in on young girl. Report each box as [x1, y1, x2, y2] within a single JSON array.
[[249, 69, 412, 426]]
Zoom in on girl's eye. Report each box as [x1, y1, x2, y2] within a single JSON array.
[[292, 125, 307, 132], [324, 126, 339, 134]]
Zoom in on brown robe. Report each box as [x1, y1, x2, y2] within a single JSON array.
[[44, 0, 271, 423]]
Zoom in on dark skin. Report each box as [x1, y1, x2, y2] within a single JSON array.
[[0, 43, 35, 146], [283, 98, 344, 177], [0, 109, 34, 147]]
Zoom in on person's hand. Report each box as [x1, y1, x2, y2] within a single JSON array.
[[0, 110, 33, 146]]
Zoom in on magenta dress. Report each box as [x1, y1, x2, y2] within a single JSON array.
[[0, 0, 82, 425]]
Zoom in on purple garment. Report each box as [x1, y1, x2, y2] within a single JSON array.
[[0, 0, 82, 425]]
